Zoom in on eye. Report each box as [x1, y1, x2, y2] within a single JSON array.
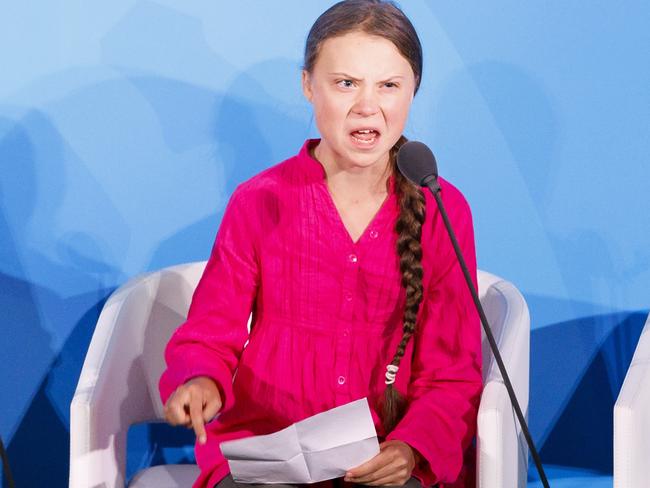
[[383, 82, 399, 89], [336, 79, 355, 88]]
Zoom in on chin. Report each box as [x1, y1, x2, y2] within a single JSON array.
[[325, 139, 391, 167], [350, 152, 390, 168]]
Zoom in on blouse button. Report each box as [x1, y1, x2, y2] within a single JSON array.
[[337, 375, 346, 385], [369, 229, 379, 239], [344, 292, 353, 301], [348, 254, 358, 263]]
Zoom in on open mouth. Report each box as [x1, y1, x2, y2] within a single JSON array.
[[350, 129, 379, 146]]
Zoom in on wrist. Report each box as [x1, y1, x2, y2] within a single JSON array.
[[400, 441, 421, 465], [410, 445, 424, 468]]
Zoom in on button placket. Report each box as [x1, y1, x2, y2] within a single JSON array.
[[340, 250, 360, 319], [334, 249, 359, 401]]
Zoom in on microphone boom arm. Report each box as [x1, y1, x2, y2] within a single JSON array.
[[425, 180, 551, 488]]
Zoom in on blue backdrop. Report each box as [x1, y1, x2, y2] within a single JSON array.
[[1, 2, 648, 487]]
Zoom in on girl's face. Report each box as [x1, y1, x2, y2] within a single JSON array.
[[302, 31, 416, 172]]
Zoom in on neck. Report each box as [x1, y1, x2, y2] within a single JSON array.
[[311, 142, 391, 197]]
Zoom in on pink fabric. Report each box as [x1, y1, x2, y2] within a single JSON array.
[[159, 138, 482, 488]]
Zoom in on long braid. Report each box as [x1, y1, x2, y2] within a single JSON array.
[[381, 135, 426, 435]]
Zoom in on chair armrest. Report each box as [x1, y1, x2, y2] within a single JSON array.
[[70, 271, 161, 488], [614, 313, 650, 488], [477, 280, 530, 488], [478, 382, 529, 488]]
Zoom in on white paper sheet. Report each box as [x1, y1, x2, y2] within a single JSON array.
[[219, 397, 380, 484]]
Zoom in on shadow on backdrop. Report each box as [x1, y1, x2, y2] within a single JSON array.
[[3, 41, 310, 488], [0, 111, 123, 487], [142, 57, 309, 273], [5, 296, 111, 488], [531, 309, 647, 475]]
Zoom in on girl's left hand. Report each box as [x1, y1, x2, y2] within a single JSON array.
[[344, 440, 419, 486]]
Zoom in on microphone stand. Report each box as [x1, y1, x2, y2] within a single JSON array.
[[0, 434, 15, 488], [423, 175, 550, 488]]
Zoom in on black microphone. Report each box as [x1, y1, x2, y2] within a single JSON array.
[[397, 141, 551, 488]]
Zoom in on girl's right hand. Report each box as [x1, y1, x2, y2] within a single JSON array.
[[163, 376, 223, 444]]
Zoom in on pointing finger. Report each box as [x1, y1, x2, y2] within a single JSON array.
[[189, 392, 207, 444]]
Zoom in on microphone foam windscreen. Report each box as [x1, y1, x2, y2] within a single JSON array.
[[397, 141, 438, 186]]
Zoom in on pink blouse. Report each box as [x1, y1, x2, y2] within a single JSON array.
[[159, 138, 482, 488]]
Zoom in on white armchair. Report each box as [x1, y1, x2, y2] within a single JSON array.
[[476, 272, 530, 488], [614, 311, 650, 488], [69, 262, 530, 488]]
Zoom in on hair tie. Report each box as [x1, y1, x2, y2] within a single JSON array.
[[385, 364, 399, 385]]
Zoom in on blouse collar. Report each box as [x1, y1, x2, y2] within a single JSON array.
[[298, 138, 397, 195]]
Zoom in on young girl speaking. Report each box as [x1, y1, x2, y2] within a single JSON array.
[[160, 2, 482, 487]]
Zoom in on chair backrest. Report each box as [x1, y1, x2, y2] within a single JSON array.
[[614, 312, 650, 488], [129, 263, 522, 422], [139, 262, 207, 421], [477, 271, 529, 386], [477, 270, 505, 381], [70, 262, 207, 488]]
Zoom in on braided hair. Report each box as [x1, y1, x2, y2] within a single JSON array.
[[382, 136, 426, 433], [302, 0, 426, 435]]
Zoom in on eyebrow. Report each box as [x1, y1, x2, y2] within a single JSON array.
[[328, 72, 405, 82]]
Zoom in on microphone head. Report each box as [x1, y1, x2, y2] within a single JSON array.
[[396, 141, 438, 187]]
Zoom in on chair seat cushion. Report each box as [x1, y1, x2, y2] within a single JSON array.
[[129, 464, 201, 487]]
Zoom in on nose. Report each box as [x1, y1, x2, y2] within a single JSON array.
[[352, 86, 379, 117]]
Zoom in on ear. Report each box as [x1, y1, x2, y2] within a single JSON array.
[[302, 70, 313, 103]]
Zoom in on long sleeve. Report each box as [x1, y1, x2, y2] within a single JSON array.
[[386, 187, 483, 487], [158, 185, 260, 412]]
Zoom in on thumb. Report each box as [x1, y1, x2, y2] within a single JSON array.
[[203, 393, 223, 423]]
